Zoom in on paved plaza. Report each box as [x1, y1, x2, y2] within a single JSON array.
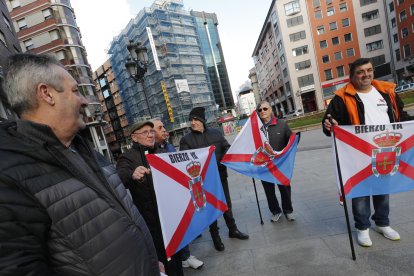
[[183, 127, 414, 276]]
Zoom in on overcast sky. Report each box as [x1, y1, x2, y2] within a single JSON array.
[[71, 0, 270, 94]]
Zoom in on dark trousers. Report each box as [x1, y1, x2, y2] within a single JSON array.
[[261, 180, 293, 215], [209, 175, 237, 235]]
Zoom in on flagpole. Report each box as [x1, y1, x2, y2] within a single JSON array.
[[328, 115, 356, 261], [252, 178, 264, 225]]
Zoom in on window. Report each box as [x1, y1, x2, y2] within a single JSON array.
[[10, 0, 20, 9], [360, 0, 377, 6], [292, 45, 308, 56], [389, 2, 394, 12], [3, 14, 11, 31], [0, 30, 7, 47], [327, 7, 335, 16], [334, 51, 342, 60], [342, 18, 350, 27], [364, 25, 381, 36], [322, 55, 330, 63], [391, 18, 396, 27], [400, 11, 407, 22], [280, 54, 286, 64], [317, 25, 325, 35], [393, 34, 398, 43], [326, 0, 332, 5], [289, 30, 306, 41], [42, 8, 53, 20], [337, 66, 345, 77], [395, 49, 401, 61], [277, 40, 282, 50], [371, 55, 385, 66], [325, 69, 333, 80], [55, 50, 65, 60], [332, 36, 340, 45], [340, 3, 348, 12], [298, 74, 314, 87], [362, 10, 379, 21], [49, 30, 60, 40], [23, 39, 34, 50], [17, 18, 27, 30], [315, 10, 322, 19], [287, 15, 303, 27], [295, 60, 311, 71], [313, 0, 320, 7], [329, 22, 337, 30], [284, 1, 300, 16], [285, 81, 291, 93], [366, 40, 383, 52], [402, 27, 408, 38], [411, 4, 414, 15], [320, 40, 328, 48], [346, 48, 355, 57], [397, 0, 404, 5], [344, 33, 352, 42], [403, 44, 411, 58], [283, 68, 288, 77]]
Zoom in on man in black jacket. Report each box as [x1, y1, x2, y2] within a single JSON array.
[[117, 120, 183, 276], [180, 107, 249, 251], [257, 101, 295, 222], [0, 53, 161, 275]]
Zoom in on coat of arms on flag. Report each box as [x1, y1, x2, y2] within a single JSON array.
[[221, 111, 299, 185], [332, 121, 414, 199], [146, 146, 228, 258]]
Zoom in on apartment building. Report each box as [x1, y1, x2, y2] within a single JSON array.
[[253, 0, 411, 113], [6, 0, 110, 158], [0, 0, 21, 121], [93, 59, 128, 159]]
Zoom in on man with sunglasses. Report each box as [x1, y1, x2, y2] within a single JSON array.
[[322, 58, 411, 247], [257, 101, 296, 223], [117, 121, 183, 276]]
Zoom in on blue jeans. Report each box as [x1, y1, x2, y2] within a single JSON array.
[[352, 195, 389, 230]]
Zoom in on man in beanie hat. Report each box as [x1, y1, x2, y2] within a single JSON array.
[[117, 120, 183, 276], [180, 107, 249, 251]]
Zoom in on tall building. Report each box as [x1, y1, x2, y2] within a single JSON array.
[[253, 0, 412, 115], [6, 0, 110, 158], [192, 11, 234, 110], [108, 0, 232, 142], [0, 0, 21, 121], [248, 67, 261, 106], [93, 59, 128, 159]]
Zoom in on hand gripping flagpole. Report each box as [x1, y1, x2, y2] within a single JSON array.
[[328, 115, 356, 260], [252, 178, 264, 224]]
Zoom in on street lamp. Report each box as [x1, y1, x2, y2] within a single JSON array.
[[125, 41, 152, 117]]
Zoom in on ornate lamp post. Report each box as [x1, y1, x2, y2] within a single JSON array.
[[125, 41, 152, 117]]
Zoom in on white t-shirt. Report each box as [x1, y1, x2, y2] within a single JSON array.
[[357, 86, 390, 125]]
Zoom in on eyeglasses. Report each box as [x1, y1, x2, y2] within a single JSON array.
[[133, 130, 156, 137], [258, 107, 269, 112]]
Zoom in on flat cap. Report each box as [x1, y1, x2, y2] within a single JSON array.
[[129, 120, 154, 135]]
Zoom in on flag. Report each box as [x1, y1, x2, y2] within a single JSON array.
[[146, 146, 227, 258], [221, 111, 299, 185], [333, 121, 414, 199]]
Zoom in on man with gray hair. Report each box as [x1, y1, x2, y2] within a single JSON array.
[[0, 53, 161, 275]]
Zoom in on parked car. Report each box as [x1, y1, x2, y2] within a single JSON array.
[[283, 109, 303, 119], [395, 83, 414, 93]]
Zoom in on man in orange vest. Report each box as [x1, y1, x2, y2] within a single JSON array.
[[322, 58, 411, 247]]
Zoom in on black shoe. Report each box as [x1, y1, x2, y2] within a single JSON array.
[[229, 229, 249, 240], [211, 234, 225, 251]]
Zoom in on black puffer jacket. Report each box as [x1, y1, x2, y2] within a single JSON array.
[[262, 116, 292, 151], [179, 127, 230, 177], [0, 121, 160, 276]]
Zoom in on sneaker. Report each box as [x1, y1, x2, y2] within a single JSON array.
[[271, 212, 282, 222], [182, 255, 204, 269], [285, 213, 296, 221], [375, 226, 400, 241], [357, 229, 372, 247]]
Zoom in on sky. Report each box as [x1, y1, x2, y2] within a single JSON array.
[[70, 0, 270, 94]]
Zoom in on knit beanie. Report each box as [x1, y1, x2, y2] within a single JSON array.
[[189, 107, 206, 123]]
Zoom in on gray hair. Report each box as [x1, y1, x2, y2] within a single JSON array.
[[2, 53, 65, 116]]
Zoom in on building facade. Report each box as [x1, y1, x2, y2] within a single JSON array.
[[0, 0, 21, 121], [93, 59, 128, 159], [253, 0, 413, 114], [6, 0, 109, 158], [248, 67, 261, 106]]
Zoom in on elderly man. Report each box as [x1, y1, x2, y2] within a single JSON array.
[[180, 107, 249, 252], [323, 58, 411, 247], [117, 120, 183, 276], [0, 53, 160, 275], [152, 118, 204, 270]]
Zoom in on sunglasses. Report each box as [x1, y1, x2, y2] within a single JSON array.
[[258, 107, 269, 112]]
